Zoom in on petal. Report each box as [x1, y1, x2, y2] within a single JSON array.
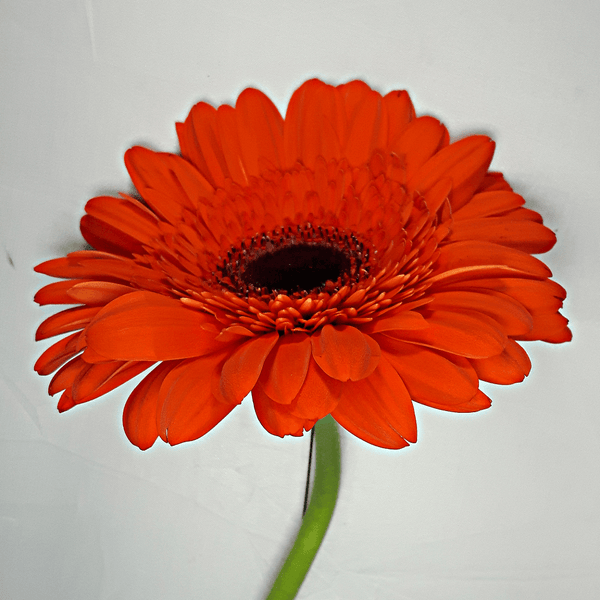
[[422, 389, 492, 413], [359, 309, 429, 334], [252, 384, 313, 438], [283, 79, 342, 168], [427, 290, 533, 336], [408, 136, 495, 210], [34, 331, 81, 375], [85, 291, 224, 361], [257, 332, 311, 404], [387, 310, 506, 359], [65, 281, 136, 306], [36, 306, 101, 340], [311, 325, 380, 382], [447, 217, 557, 254], [234, 87, 285, 176], [453, 190, 525, 220], [428, 240, 553, 286], [290, 359, 343, 419], [332, 355, 416, 449], [158, 353, 235, 445], [382, 89, 415, 147], [124, 147, 213, 223], [123, 362, 175, 450], [389, 116, 449, 183], [470, 339, 532, 384], [219, 332, 279, 404], [377, 336, 479, 406]]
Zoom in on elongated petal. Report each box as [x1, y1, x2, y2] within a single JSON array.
[[252, 384, 313, 438], [386, 310, 506, 359], [422, 389, 492, 413], [290, 359, 342, 419], [470, 339, 531, 384], [257, 333, 311, 404], [311, 325, 380, 382], [158, 354, 235, 445], [123, 362, 175, 450], [219, 332, 279, 404], [34, 332, 81, 375], [85, 291, 224, 361], [377, 336, 479, 406], [36, 306, 101, 340], [332, 355, 416, 449]]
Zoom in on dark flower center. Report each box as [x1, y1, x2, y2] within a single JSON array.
[[241, 243, 351, 293]]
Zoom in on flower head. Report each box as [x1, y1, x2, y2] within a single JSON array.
[[34, 79, 571, 450]]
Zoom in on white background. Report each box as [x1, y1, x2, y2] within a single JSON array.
[[1, 0, 599, 598]]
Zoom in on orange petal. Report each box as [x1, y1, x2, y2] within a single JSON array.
[[66, 281, 135, 306], [408, 136, 495, 210], [158, 354, 235, 446], [428, 240, 552, 286], [427, 290, 533, 336], [252, 384, 313, 438], [257, 333, 311, 404], [290, 359, 342, 419], [359, 309, 428, 334], [422, 389, 492, 413], [332, 355, 416, 449], [234, 88, 284, 176], [34, 331, 81, 375], [219, 332, 279, 404], [124, 147, 213, 223], [386, 310, 506, 359], [311, 325, 380, 382], [382, 89, 415, 148], [176, 101, 230, 188], [470, 339, 531, 384], [377, 336, 479, 406], [36, 306, 101, 341], [447, 217, 557, 254], [123, 362, 175, 450], [283, 79, 342, 168], [389, 116, 449, 183], [453, 190, 525, 220], [85, 291, 224, 361]]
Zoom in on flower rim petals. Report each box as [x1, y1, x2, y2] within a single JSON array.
[[422, 389, 492, 413], [332, 355, 416, 449], [289, 359, 343, 420], [257, 333, 311, 404], [252, 383, 315, 438], [470, 339, 532, 385], [377, 336, 479, 406], [85, 291, 223, 361], [158, 354, 235, 446], [219, 332, 279, 405], [386, 310, 506, 359], [311, 324, 381, 382], [123, 362, 174, 450]]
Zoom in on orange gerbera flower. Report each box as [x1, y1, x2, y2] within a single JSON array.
[[34, 79, 571, 450]]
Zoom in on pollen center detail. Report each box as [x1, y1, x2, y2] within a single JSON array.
[[242, 243, 351, 293]]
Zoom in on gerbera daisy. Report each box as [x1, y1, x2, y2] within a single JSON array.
[[34, 79, 571, 450]]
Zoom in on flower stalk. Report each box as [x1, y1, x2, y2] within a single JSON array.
[[266, 415, 341, 600]]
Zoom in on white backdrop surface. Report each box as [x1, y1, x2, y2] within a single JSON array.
[[1, 1, 599, 599]]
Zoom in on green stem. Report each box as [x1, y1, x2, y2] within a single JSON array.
[[265, 414, 341, 600]]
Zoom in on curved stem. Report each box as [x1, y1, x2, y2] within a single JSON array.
[[265, 415, 341, 600]]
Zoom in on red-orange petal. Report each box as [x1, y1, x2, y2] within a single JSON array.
[[123, 362, 175, 450], [470, 339, 532, 384], [36, 306, 101, 341], [219, 332, 279, 405], [408, 136, 495, 211], [257, 332, 311, 404], [85, 291, 224, 361], [422, 389, 492, 413], [383, 89, 415, 148], [157, 354, 235, 445], [289, 359, 343, 419], [332, 355, 416, 449], [311, 325, 380, 382], [34, 332, 81, 375], [377, 336, 479, 406], [387, 310, 506, 359], [252, 384, 313, 438]]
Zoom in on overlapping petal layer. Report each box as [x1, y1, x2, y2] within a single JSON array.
[[34, 79, 571, 450]]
